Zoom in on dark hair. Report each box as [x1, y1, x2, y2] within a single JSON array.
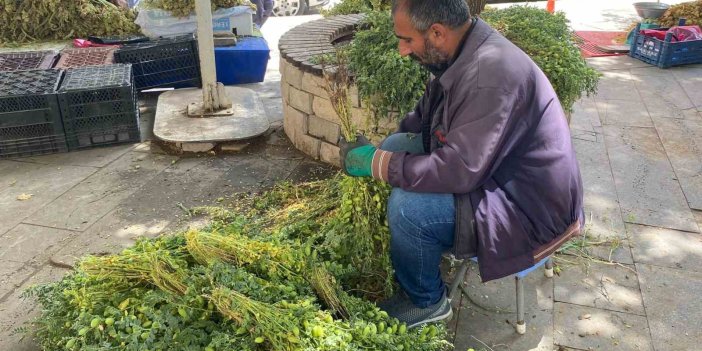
[[392, 0, 471, 32]]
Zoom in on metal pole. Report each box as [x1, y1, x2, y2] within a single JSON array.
[[194, 0, 229, 112]]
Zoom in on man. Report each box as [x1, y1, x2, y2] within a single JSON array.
[[252, 0, 273, 27], [339, 0, 584, 328]]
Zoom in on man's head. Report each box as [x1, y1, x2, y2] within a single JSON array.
[[392, 0, 471, 74]]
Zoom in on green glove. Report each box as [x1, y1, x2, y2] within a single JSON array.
[[338, 135, 376, 177]]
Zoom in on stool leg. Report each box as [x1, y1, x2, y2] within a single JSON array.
[[448, 260, 470, 302], [515, 276, 526, 334], [544, 256, 554, 278]]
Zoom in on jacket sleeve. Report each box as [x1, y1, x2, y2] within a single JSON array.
[[386, 87, 523, 194]]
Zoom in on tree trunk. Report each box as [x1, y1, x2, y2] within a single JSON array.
[[466, 0, 487, 16]]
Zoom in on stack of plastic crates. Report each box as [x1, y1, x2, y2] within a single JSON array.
[[57, 64, 140, 150], [114, 35, 201, 90], [0, 69, 66, 158], [0, 51, 58, 72], [54, 47, 116, 69]]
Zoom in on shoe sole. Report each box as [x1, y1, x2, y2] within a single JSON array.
[[407, 307, 453, 329]]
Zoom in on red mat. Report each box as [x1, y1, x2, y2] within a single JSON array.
[[573, 31, 628, 58]]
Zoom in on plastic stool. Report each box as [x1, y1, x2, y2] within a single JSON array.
[[447, 255, 554, 335]]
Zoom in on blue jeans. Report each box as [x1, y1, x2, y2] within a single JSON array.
[[381, 133, 456, 308]]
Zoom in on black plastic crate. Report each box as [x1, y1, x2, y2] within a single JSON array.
[[114, 35, 202, 90], [58, 64, 140, 150], [0, 51, 58, 72], [0, 69, 67, 158]]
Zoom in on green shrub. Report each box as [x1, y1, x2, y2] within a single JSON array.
[[481, 6, 600, 113], [345, 6, 598, 127], [322, 0, 390, 16]]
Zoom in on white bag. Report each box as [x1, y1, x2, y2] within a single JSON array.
[[136, 6, 255, 38]]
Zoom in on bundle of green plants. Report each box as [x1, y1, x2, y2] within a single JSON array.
[[0, 0, 140, 44], [140, 0, 251, 17], [24, 181, 451, 350], [659, 0, 702, 27]]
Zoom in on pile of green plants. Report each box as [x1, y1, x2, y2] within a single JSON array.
[[659, 0, 702, 27], [342, 6, 598, 128], [25, 177, 451, 351], [140, 0, 251, 17], [0, 0, 140, 44]]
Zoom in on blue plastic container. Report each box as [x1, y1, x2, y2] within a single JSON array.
[[629, 19, 702, 68], [215, 37, 270, 85]]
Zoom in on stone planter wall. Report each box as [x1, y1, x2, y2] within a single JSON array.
[[279, 14, 396, 167]]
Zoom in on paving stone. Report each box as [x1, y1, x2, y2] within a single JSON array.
[[628, 223, 702, 273], [0, 224, 76, 299], [0, 265, 66, 351], [570, 97, 598, 133], [593, 71, 641, 101], [453, 261, 555, 351], [553, 302, 653, 351], [629, 69, 697, 119], [671, 66, 702, 111], [637, 263, 702, 351], [586, 56, 652, 71], [595, 99, 652, 127], [651, 117, 702, 210], [287, 160, 338, 183], [604, 125, 698, 233], [307, 115, 340, 144], [554, 257, 643, 315], [11, 144, 133, 168], [24, 151, 176, 232], [572, 137, 632, 264], [0, 161, 97, 236]]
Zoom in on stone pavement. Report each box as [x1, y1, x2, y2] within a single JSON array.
[[2, 15, 702, 351]]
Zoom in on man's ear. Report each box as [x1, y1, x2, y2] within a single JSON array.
[[428, 23, 449, 45]]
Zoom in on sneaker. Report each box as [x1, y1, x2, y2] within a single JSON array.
[[377, 289, 453, 329]]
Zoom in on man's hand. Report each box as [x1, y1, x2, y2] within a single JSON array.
[[338, 135, 376, 177]]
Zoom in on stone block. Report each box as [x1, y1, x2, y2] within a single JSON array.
[[596, 99, 652, 127], [179, 142, 215, 153], [294, 133, 321, 159], [319, 142, 341, 168], [594, 71, 641, 101], [281, 82, 290, 104], [307, 115, 340, 144], [301, 72, 328, 97], [283, 104, 307, 144], [351, 107, 371, 130], [312, 95, 339, 122], [284, 59, 304, 89], [289, 87, 313, 114]]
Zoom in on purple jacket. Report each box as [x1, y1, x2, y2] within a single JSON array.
[[387, 19, 584, 282]]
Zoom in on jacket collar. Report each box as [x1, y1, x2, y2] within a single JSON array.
[[439, 17, 493, 90]]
